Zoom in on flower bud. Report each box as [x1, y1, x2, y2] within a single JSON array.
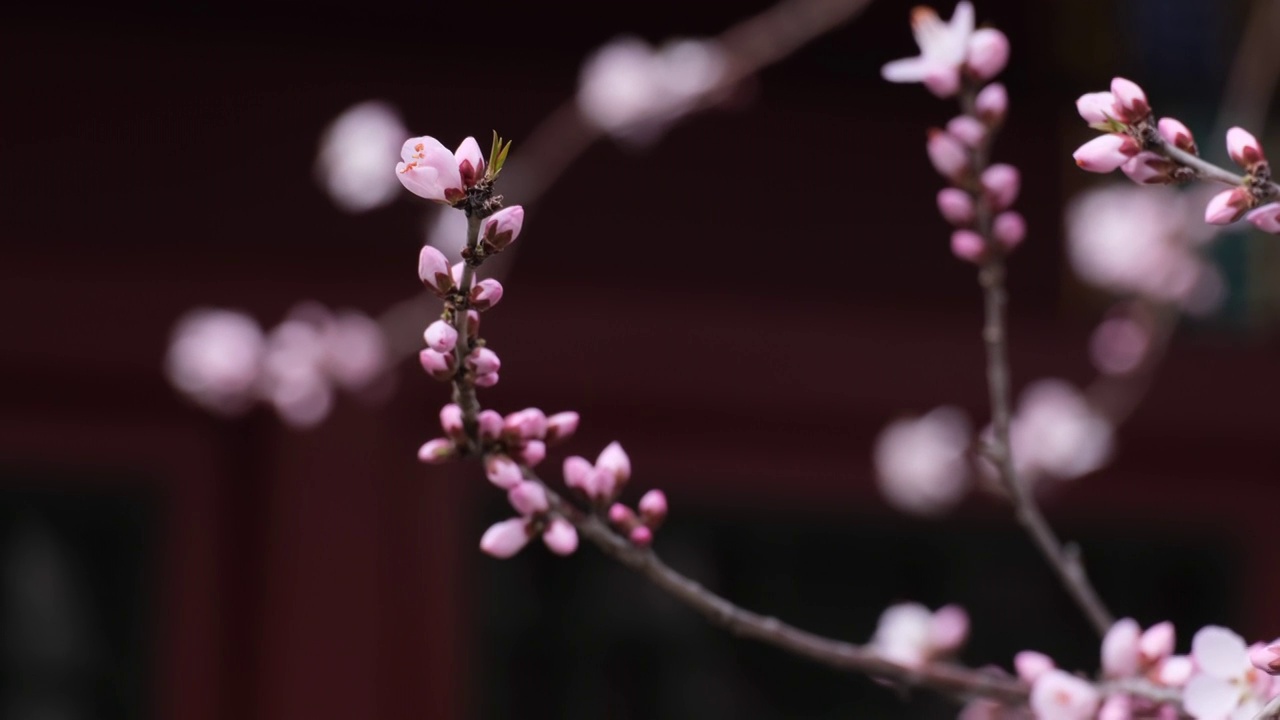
[[946, 115, 986, 148], [1120, 152, 1179, 185], [508, 481, 549, 516], [418, 348, 456, 381], [628, 525, 653, 547], [1014, 651, 1055, 683], [1246, 203, 1280, 234], [504, 408, 549, 439], [1076, 92, 1119, 125], [1073, 134, 1139, 173], [564, 456, 598, 497], [950, 229, 985, 263], [1110, 77, 1150, 122], [467, 347, 501, 376], [638, 489, 668, 528], [471, 279, 504, 311], [1205, 187, 1252, 225], [485, 454, 523, 489], [518, 440, 547, 467], [424, 319, 458, 353], [1139, 621, 1175, 665], [545, 411, 580, 444], [965, 28, 1009, 81], [981, 163, 1020, 210], [542, 517, 578, 556], [993, 211, 1025, 250], [477, 410, 503, 441], [608, 502, 636, 527], [1250, 643, 1280, 675], [418, 245, 454, 297], [928, 605, 969, 653], [1157, 117, 1197, 154], [454, 136, 486, 188], [595, 441, 632, 498], [481, 205, 525, 252], [937, 188, 975, 226], [974, 83, 1007, 125], [1102, 618, 1141, 678], [480, 517, 530, 559], [927, 130, 969, 179], [473, 371, 500, 388], [439, 403, 464, 439], [1227, 126, 1266, 170], [1098, 695, 1131, 720], [417, 437, 456, 464]]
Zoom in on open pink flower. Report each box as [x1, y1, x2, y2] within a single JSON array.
[[881, 2, 975, 98], [396, 136, 465, 203], [1183, 626, 1276, 719]]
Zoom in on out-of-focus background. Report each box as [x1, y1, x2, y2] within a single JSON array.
[[3, 0, 1279, 717]]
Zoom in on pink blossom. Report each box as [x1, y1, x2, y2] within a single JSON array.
[[993, 211, 1025, 250], [638, 489, 668, 527], [1008, 379, 1113, 482], [470, 278, 504, 311], [947, 115, 987, 147], [418, 245, 455, 297], [504, 408, 548, 440], [1090, 316, 1151, 376], [1157, 655, 1194, 687], [871, 602, 969, 667], [1076, 92, 1120, 125], [1097, 694, 1132, 720], [1157, 117, 1197, 154], [165, 309, 265, 415], [951, 229, 986, 263], [628, 525, 653, 547], [880, 2, 975, 98], [396, 136, 465, 204], [964, 27, 1009, 80], [543, 518, 579, 555], [1184, 626, 1269, 720], [485, 454, 524, 489], [1205, 188, 1252, 225], [474, 371, 500, 388], [1014, 651, 1056, 683], [439, 403, 464, 439], [927, 129, 970, 179], [419, 348, 455, 381], [1140, 622, 1176, 665], [479, 517, 530, 559], [417, 437, 456, 464], [608, 503, 635, 526], [937, 188, 975, 226], [478, 410, 504, 441], [1110, 77, 1150, 122], [563, 455, 599, 497], [316, 100, 408, 213], [508, 481, 549, 516], [1246, 203, 1280, 234], [480, 205, 524, 251], [595, 441, 632, 497], [467, 347, 501, 376], [544, 411, 580, 444], [1102, 618, 1142, 678], [1226, 127, 1266, 170], [454, 136, 485, 188], [974, 82, 1007, 125], [929, 604, 969, 653], [424, 319, 458, 353], [1029, 669, 1100, 720], [873, 407, 971, 516], [1073, 134, 1140, 173], [1121, 152, 1179, 185], [320, 311, 386, 391], [261, 313, 334, 428], [981, 163, 1020, 210], [1250, 643, 1280, 675], [517, 440, 546, 467]]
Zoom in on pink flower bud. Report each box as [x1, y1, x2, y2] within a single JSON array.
[[485, 454, 523, 489], [638, 489, 668, 527], [608, 502, 635, 526], [595, 441, 632, 498], [1227, 126, 1266, 169], [439, 403, 464, 439], [1156, 655, 1193, 686], [628, 525, 653, 547], [1205, 188, 1252, 225], [927, 129, 970, 179], [466, 310, 481, 340], [993, 211, 1025, 250], [1110, 77, 1150, 122], [1250, 643, 1280, 675], [975, 83, 1007, 125], [1139, 622, 1175, 665], [545, 412, 580, 444], [504, 408, 548, 439], [470, 279, 504, 311], [474, 372, 499, 388], [564, 456, 599, 497], [1097, 695, 1131, 720], [965, 28, 1009, 81], [467, 347, 501, 376], [450, 261, 466, 288], [1014, 651, 1055, 683], [1076, 92, 1119, 125], [981, 163, 1020, 210], [417, 437, 456, 464], [1120, 152, 1178, 185], [397, 136, 465, 204], [947, 115, 987, 148], [937, 188, 975, 226], [418, 348, 455, 381], [1157, 117, 1197, 154], [542, 517, 578, 556], [518, 440, 546, 467], [1246, 203, 1280, 234], [1030, 669, 1100, 720], [424, 319, 458, 353], [508, 481, 549, 516], [480, 205, 525, 251], [1102, 618, 1141, 678], [951, 229, 986, 263], [1073, 134, 1139, 173], [454, 136, 486, 188], [928, 605, 969, 653], [418, 245, 455, 297], [479, 517, 530, 559], [478, 410, 503, 441]]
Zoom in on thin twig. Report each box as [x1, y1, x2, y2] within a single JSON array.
[[1254, 693, 1280, 720], [450, 214, 484, 444]]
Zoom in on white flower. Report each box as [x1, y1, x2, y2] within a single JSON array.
[[881, 2, 975, 98], [873, 407, 972, 516], [1184, 626, 1274, 720]]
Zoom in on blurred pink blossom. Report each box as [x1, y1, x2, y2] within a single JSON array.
[[165, 309, 265, 415], [1029, 669, 1100, 720], [1007, 379, 1113, 483], [1184, 626, 1278, 719], [880, 2, 975, 98], [873, 406, 971, 516], [315, 100, 408, 213], [1089, 316, 1151, 376], [870, 602, 969, 667]]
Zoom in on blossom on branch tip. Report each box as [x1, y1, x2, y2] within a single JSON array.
[[564, 442, 632, 503], [964, 27, 1009, 81], [396, 136, 466, 203], [1109, 77, 1150, 122], [1073, 134, 1140, 173], [1205, 188, 1252, 225], [1247, 203, 1280, 234], [880, 1, 975, 98], [418, 437, 456, 464], [937, 188, 975, 226], [479, 517, 530, 558], [454, 136, 486, 188], [480, 205, 524, 252], [471, 279, 504, 311], [418, 246, 455, 297], [1029, 670, 1100, 720], [424, 319, 458, 353], [544, 411, 580, 445], [638, 489, 668, 528], [927, 129, 970, 179], [1226, 127, 1266, 170]]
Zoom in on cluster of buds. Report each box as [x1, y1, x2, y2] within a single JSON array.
[[1073, 78, 1279, 234], [396, 135, 502, 207], [419, 404, 579, 469], [883, 1, 1022, 263], [1011, 619, 1280, 720], [480, 480, 579, 558], [607, 489, 667, 547]]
